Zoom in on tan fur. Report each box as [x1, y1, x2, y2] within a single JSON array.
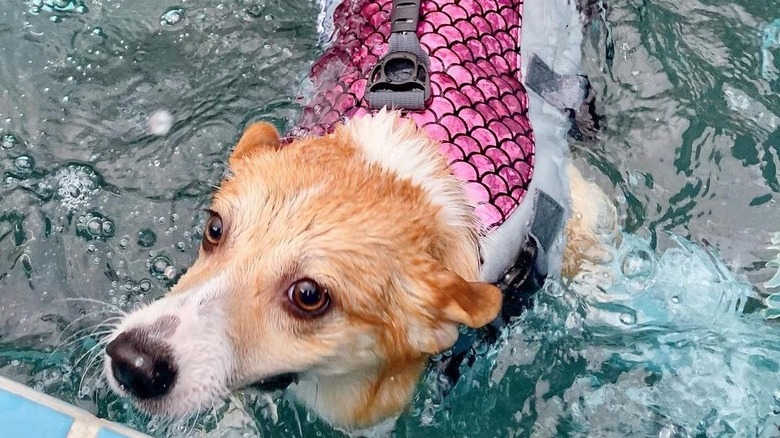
[[562, 164, 619, 277], [166, 114, 501, 427], [108, 112, 615, 429], [227, 122, 281, 169]]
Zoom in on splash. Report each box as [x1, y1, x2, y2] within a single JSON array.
[[763, 233, 780, 320], [761, 18, 780, 81], [53, 165, 100, 212], [765, 232, 780, 289], [395, 232, 780, 437]]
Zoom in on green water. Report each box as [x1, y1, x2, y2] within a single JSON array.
[[0, 0, 779, 437]]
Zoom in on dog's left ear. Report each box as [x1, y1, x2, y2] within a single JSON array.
[[408, 261, 502, 355], [229, 122, 281, 168]]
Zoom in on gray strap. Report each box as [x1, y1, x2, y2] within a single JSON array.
[[388, 32, 430, 69], [525, 54, 588, 111], [367, 90, 426, 110], [529, 190, 565, 276], [391, 0, 423, 33], [366, 0, 430, 110], [366, 34, 430, 110]]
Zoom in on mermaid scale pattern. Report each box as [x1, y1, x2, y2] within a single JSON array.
[[292, 0, 534, 231]]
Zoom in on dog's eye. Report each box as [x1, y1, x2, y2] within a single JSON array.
[[203, 212, 223, 250], [288, 279, 330, 317]]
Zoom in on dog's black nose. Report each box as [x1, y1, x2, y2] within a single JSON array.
[[106, 331, 177, 399]]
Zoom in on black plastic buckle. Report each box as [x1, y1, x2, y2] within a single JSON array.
[[497, 235, 547, 321], [366, 51, 431, 110]]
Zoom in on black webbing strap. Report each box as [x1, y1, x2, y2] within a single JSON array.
[[435, 189, 565, 387]]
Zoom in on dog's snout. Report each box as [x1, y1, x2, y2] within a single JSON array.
[[106, 331, 177, 399]]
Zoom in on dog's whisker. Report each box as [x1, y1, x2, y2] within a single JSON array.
[[78, 344, 109, 393], [52, 318, 121, 355], [54, 297, 127, 315], [62, 311, 124, 340], [62, 324, 117, 346], [56, 312, 123, 343], [61, 329, 115, 356], [52, 331, 114, 365], [78, 342, 112, 372]]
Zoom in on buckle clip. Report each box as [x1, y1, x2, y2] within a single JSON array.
[[497, 236, 547, 321], [367, 50, 431, 110]]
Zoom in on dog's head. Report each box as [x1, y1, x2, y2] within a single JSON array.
[[103, 111, 501, 427]]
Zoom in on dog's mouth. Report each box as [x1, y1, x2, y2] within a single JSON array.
[[244, 372, 298, 393]]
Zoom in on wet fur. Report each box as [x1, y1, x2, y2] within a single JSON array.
[[105, 111, 509, 428], [105, 105, 616, 428]]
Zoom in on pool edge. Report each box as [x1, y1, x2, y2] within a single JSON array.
[[0, 375, 149, 438]]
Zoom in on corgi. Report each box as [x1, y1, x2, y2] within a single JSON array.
[[102, 0, 617, 430], [103, 112, 615, 428]]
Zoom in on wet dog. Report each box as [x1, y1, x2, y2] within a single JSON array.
[[102, 0, 616, 429]]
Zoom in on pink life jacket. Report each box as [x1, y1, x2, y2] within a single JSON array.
[[290, 0, 534, 232]]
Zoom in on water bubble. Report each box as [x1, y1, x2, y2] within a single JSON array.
[[176, 241, 186, 252], [86, 217, 102, 236], [150, 255, 172, 277], [119, 235, 129, 248], [137, 228, 157, 247], [671, 295, 680, 304], [619, 312, 636, 325], [14, 155, 34, 172], [101, 219, 115, 237], [766, 292, 780, 308], [621, 248, 654, 279], [77, 213, 115, 240], [147, 109, 173, 136], [40, 0, 76, 12], [763, 308, 780, 320], [139, 279, 152, 292], [161, 7, 185, 26], [54, 165, 100, 211], [246, 4, 263, 18], [544, 280, 565, 298], [1, 133, 19, 149]]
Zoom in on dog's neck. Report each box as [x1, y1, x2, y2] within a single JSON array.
[[291, 358, 427, 428]]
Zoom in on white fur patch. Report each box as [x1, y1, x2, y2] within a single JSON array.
[[343, 109, 476, 232], [103, 274, 234, 418]]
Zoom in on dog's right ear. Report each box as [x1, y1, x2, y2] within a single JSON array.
[[229, 122, 281, 168], [404, 260, 502, 355]]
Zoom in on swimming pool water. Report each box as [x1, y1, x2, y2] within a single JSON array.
[[1, 0, 779, 436]]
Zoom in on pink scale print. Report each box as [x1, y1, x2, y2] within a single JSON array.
[[292, 0, 535, 231]]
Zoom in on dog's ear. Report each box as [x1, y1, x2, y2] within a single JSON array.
[[407, 261, 502, 355], [229, 122, 281, 168]]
